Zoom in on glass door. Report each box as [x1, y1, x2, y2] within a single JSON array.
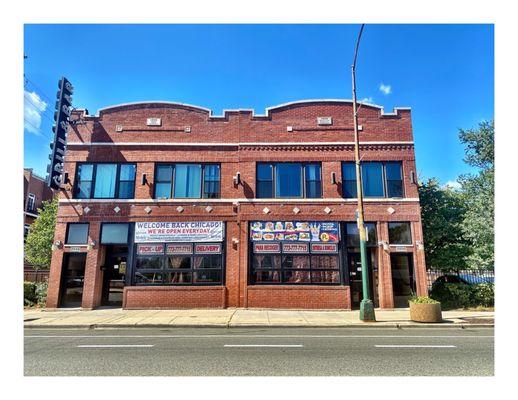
[[390, 253, 415, 308], [59, 253, 86, 307], [102, 246, 127, 306]]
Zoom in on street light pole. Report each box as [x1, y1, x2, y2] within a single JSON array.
[[351, 24, 376, 321]]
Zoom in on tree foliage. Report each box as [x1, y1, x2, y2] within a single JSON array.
[[419, 179, 471, 271], [24, 196, 58, 269]]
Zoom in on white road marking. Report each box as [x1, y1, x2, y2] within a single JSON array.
[[224, 344, 303, 348], [25, 334, 493, 339], [375, 345, 457, 348], [77, 344, 154, 348]]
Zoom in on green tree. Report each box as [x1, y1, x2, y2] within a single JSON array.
[[458, 120, 494, 270], [419, 178, 471, 271], [24, 196, 58, 269]]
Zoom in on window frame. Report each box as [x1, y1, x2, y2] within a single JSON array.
[[256, 162, 323, 199], [388, 222, 413, 245], [26, 193, 36, 212], [65, 223, 90, 245], [74, 162, 136, 200], [153, 163, 221, 199], [341, 161, 404, 199]]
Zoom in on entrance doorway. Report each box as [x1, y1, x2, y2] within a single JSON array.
[[101, 245, 128, 306], [348, 251, 378, 309], [59, 253, 86, 307], [390, 253, 415, 308]]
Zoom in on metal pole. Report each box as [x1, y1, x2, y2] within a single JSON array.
[[351, 24, 376, 321]]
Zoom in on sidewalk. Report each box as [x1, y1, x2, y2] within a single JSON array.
[[23, 308, 494, 329]]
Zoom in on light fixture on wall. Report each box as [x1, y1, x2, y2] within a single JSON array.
[[410, 170, 417, 184], [330, 171, 337, 185], [233, 172, 241, 186], [87, 240, 97, 251], [141, 173, 148, 185], [51, 240, 63, 251], [416, 240, 424, 250], [378, 240, 389, 251]]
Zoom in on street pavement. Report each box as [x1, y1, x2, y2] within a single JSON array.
[[24, 327, 494, 376]]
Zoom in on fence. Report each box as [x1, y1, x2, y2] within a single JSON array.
[[426, 269, 494, 291], [24, 268, 49, 283]]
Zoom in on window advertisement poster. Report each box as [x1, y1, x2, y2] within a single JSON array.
[[135, 221, 224, 243], [250, 221, 340, 243]]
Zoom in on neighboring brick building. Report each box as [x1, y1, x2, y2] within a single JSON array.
[[46, 100, 427, 310], [24, 168, 55, 236]]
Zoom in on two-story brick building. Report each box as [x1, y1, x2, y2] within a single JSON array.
[[45, 99, 427, 310]]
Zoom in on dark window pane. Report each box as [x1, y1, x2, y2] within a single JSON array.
[[257, 163, 273, 181], [163, 272, 192, 284], [166, 256, 192, 269], [156, 165, 173, 182], [386, 162, 403, 197], [306, 180, 322, 198], [305, 164, 321, 181], [203, 181, 220, 198], [346, 223, 377, 246], [343, 181, 357, 198], [118, 181, 135, 199], [155, 182, 172, 199], [66, 223, 89, 244], [311, 255, 339, 270], [135, 256, 163, 270], [77, 164, 93, 180], [387, 180, 403, 198], [204, 164, 220, 180], [135, 272, 163, 284], [93, 164, 117, 198], [275, 163, 302, 197], [342, 163, 357, 198], [174, 164, 201, 198], [282, 255, 310, 269], [257, 181, 273, 198], [283, 270, 311, 283], [193, 270, 221, 283], [253, 270, 281, 283], [362, 163, 384, 197], [193, 255, 222, 269], [388, 222, 412, 245], [119, 164, 136, 181], [252, 255, 281, 269], [311, 271, 340, 283], [101, 224, 129, 244]]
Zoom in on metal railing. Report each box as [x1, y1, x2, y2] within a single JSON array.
[[426, 269, 494, 290]]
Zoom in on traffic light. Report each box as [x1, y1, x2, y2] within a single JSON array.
[[46, 77, 73, 189]]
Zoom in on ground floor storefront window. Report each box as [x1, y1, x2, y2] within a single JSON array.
[[250, 221, 341, 284]]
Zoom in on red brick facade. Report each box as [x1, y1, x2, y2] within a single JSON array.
[[46, 100, 427, 310]]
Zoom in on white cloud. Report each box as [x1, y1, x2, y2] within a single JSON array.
[[24, 90, 47, 135], [444, 180, 462, 190], [379, 83, 392, 95], [360, 97, 374, 103]]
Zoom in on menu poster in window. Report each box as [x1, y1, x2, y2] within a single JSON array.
[[250, 221, 339, 243], [135, 221, 224, 243], [137, 244, 164, 255]]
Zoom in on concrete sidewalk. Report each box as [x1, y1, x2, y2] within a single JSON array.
[[23, 308, 494, 329]]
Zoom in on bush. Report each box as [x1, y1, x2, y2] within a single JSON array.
[[409, 295, 439, 304], [471, 283, 494, 307], [430, 282, 494, 309], [24, 282, 36, 306], [24, 281, 48, 307]]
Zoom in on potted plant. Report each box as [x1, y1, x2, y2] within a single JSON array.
[[409, 295, 442, 323]]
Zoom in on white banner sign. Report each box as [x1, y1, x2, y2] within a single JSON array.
[[135, 221, 224, 243]]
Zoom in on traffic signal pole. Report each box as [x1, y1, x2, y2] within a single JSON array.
[[351, 24, 376, 321]]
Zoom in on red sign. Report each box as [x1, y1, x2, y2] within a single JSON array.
[[282, 242, 309, 253], [137, 243, 164, 255], [253, 242, 281, 253], [166, 243, 193, 255], [310, 243, 338, 254], [194, 243, 222, 254]]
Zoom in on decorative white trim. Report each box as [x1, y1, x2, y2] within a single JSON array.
[[66, 140, 414, 147], [92, 99, 411, 118], [59, 198, 420, 204]]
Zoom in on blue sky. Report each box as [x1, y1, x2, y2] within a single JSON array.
[[23, 24, 493, 185]]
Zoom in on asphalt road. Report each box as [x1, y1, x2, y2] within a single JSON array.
[[24, 327, 494, 376]]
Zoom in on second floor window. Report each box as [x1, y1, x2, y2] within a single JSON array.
[[342, 161, 403, 198], [154, 164, 220, 199], [256, 162, 322, 198], [26, 193, 36, 212], [75, 163, 136, 199]]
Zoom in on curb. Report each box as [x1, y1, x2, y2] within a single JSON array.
[[24, 323, 494, 330]]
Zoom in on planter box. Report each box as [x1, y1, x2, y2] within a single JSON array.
[[409, 302, 442, 323]]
